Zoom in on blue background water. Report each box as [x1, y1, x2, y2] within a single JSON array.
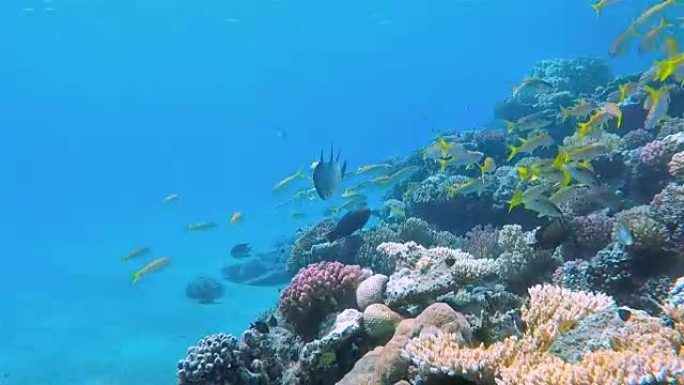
[[0, 0, 654, 384]]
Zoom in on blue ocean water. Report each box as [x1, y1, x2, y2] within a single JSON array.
[[0, 0, 657, 384]]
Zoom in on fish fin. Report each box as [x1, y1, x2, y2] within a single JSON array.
[[590, 2, 601, 16], [341, 161, 347, 178], [319, 150, 324, 163], [132, 272, 140, 283], [560, 107, 570, 122], [508, 189, 523, 212], [336, 149, 341, 162], [507, 145, 519, 162], [329, 144, 334, 162], [561, 167, 572, 187]]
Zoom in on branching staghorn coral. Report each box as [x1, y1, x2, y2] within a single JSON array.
[[403, 284, 684, 385]]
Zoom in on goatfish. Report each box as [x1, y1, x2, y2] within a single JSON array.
[[230, 211, 243, 224], [506, 112, 552, 133], [591, 0, 620, 16], [618, 82, 637, 103], [354, 163, 394, 176], [517, 164, 541, 182], [610, 24, 638, 57], [447, 177, 493, 198], [187, 222, 217, 231], [643, 85, 670, 130], [121, 247, 150, 262], [272, 170, 306, 193], [639, 17, 672, 53], [131, 257, 171, 283], [387, 165, 420, 181], [507, 130, 554, 161], [560, 100, 594, 122], [508, 185, 549, 212], [163, 194, 180, 204], [512, 77, 553, 98], [633, 0, 678, 29]]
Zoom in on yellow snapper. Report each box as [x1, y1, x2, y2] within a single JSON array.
[[564, 143, 610, 161], [633, 0, 678, 29], [354, 163, 394, 176], [549, 184, 588, 205], [476, 157, 497, 182], [272, 170, 306, 193], [618, 82, 637, 103], [187, 222, 218, 231], [447, 177, 493, 198], [512, 77, 553, 98], [655, 52, 684, 81], [602, 102, 623, 128], [643, 85, 670, 130], [163, 194, 180, 204], [591, 0, 620, 16], [577, 110, 614, 138], [507, 130, 555, 161], [506, 112, 552, 133], [508, 185, 549, 211], [132, 257, 172, 283], [121, 247, 151, 262], [524, 197, 564, 218], [560, 100, 594, 122], [610, 24, 638, 57], [639, 17, 672, 53]]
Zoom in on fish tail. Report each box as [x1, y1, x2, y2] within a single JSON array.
[[577, 122, 590, 138], [131, 272, 141, 284], [560, 107, 570, 122], [590, 2, 601, 17], [505, 121, 516, 133], [508, 190, 523, 212], [507, 145, 519, 162]]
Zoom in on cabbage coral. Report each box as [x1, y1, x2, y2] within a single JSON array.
[[403, 284, 684, 385]]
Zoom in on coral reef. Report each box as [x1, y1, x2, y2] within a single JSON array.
[[177, 333, 242, 385], [185, 276, 225, 304], [496, 224, 555, 290], [278, 261, 370, 338], [356, 274, 389, 311], [403, 285, 684, 385], [287, 219, 336, 274], [378, 242, 498, 307]]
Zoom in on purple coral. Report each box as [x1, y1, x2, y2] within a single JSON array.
[[185, 276, 225, 304], [570, 213, 614, 254], [652, 183, 684, 236], [621, 129, 654, 150], [177, 333, 240, 385], [637, 140, 668, 168], [278, 261, 370, 337]]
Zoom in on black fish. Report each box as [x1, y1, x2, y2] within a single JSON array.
[[617, 307, 632, 322], [231, 243, 253, 259], [250, 321, 270, 334], [532, 218, 570, 250], [267, 314, 278, 327], [326, 208, 371, 242], [313, 145, 347, 200]]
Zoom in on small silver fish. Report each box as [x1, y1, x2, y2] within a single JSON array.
[[312, 145, 347, 200], [615, 219, 634, 246]]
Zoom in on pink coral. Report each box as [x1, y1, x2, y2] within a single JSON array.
[[278, 261, 370, 337], [638, 139, 668, 168], [669, 151, 684, 179]]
